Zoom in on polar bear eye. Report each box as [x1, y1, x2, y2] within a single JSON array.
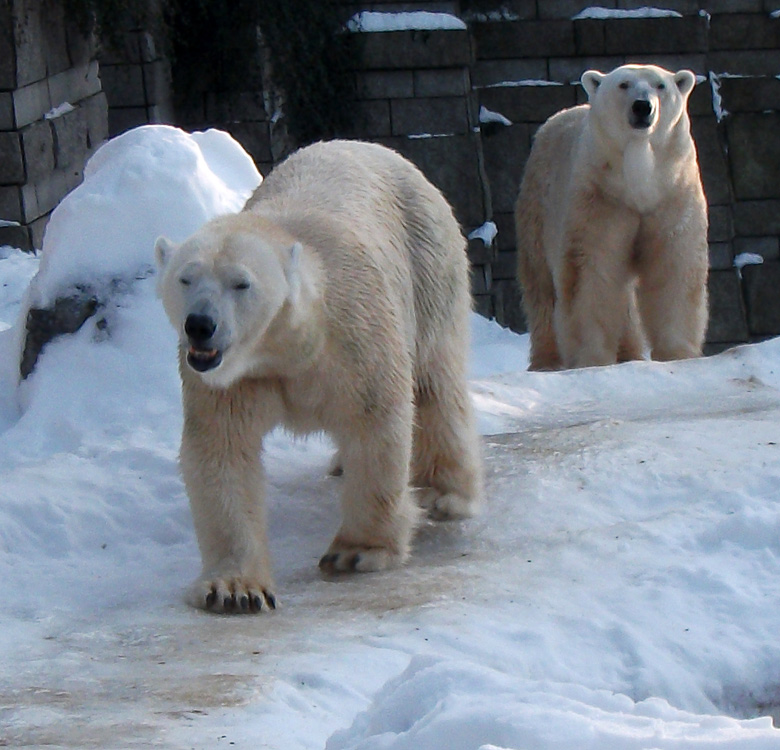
[[179, 277, 192, 287], [233, 280, 251, 291], [619, 81, 630, 90], [657, 82, 666, 90]]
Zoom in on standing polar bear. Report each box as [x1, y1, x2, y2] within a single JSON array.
[[156, 139, 483, 614], [515, 63, 708, 370]]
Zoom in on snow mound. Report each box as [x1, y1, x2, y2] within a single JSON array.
[[30, 125, 261, 308]]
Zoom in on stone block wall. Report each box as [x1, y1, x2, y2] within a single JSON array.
[[0, 0, 107, 250], [335, 1, 780, 350]]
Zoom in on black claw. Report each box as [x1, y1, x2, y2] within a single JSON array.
[[265, 592, 277, 610], [253, 595, 264, 612], [350, 554, 362, 571], [319, 553, 338, 569], [224, 595, 234, 612], [205, 590, 216, 609], [239, 595, 249, 612]]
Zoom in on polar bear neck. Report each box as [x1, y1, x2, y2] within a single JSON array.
[[621, 139, 662, 213]]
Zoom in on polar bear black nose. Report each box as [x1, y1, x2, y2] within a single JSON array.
[[185, 313, 216, 342], [632, 99, 652, 119]]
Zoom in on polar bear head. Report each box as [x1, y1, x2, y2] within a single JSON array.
[[581, 64, 696, 148], [155, 214, 305, 388]]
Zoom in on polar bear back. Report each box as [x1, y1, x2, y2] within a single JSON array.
[[244, 140, 470, 358]]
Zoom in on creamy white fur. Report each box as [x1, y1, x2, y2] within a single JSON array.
[[156, 140, 483, 614], [515, 64, 708, 370]]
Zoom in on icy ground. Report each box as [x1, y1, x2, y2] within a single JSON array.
[[1, 127, 779, 749]]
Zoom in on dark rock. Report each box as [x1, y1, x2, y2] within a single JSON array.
[[20, 290, 100, 379]]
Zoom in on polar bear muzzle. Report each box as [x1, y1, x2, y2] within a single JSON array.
[[184, 312, 223, 372], [630, 98, 654, 129]]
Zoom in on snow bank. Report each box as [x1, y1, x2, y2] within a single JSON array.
[[28, 124, 261, 309]]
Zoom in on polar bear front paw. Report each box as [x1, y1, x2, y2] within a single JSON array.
[[188, 576, 278, 615]]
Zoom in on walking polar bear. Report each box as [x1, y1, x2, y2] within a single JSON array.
[[515, 63, 709, 370], [156, 139, 483, 614]]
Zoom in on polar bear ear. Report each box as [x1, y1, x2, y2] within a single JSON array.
[[581, 70, 605, 100], [674, 69, 696, 98], [285, 242, 303, 305], [155, 236, 178, 270]]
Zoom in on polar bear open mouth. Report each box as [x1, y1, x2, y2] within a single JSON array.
[[187, 345, 223, 372]]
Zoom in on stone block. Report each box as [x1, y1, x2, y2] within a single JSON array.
[[223, 122, 272, 165], [726, 112, 780, 200], [351, 100, 392, 137], [29, 211, 49, 250], [604, 16, 707, 54], [108, 106, 149, 137], [356, 71, 414, 100], [492, 211, 516, 252], [13, 0, 46, 87], [13, 79, 52, 129], [413, 68, 469, 97], [708, 205, 733, 243], [205, 91, 268, 123], [548, 56, 623, 84], [467, 236, 494, 266], [0, 92, 14, 130], [30, 167, 72, 217], [743, 261, 780, 335], [100, 64, 147, 108], [82, 91, 109, 150], [390, 97, 469, 135], [0, 2, 15, 90], [472, 58, 547, 88], [473, 20, 575, 59], [480, 83, 576, 124], [691, 116, 732, 205], [705, 269, 749, 344], [688, 81, 715, 118], [98, 31, 144, 66], [481, 123, 530, 214], [20, 182, 39, 222], [629, 53, 708, 77], [705, 0, 762, 10], [41, 0, 69, 77], [0, 185, 23, 222], [48, 60, 102, 109], [718, 75, 780, 114], [708, 242, 733, 271], [574, 19, 606, 55], [710, 13, 780, 50], [21, 119, 55, 183], [734, 200, 780, 236], [50, 104, 89, 169], [708, 50, 780, 76], [65, 15, 97, 68], [471, 264, 489, 294], [0, 132, 24, 184], [473, 294, 493, 319], [491, 250, 517, 280], [379, 133, 485, 227], [493, 278, 527, 334], [142, 60, 171, 108], [0, 223, 31, 250], [359, 29, 471, 70], [734, 236, 780, 262]]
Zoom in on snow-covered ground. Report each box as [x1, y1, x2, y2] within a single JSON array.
[[1, 127, 780, 749]]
